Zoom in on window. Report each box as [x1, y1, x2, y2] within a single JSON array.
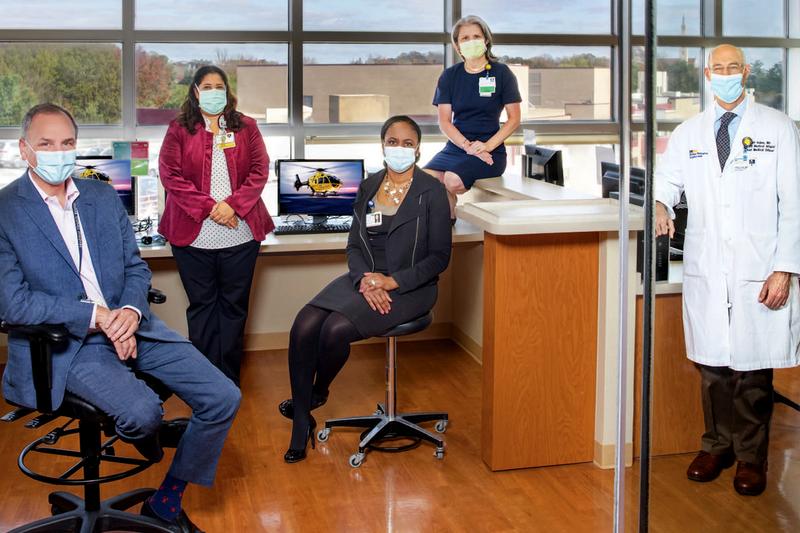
[[724, 0, 785, 37], [492, 46, 613, 121], [0, 1, 121, 29], [633, 0, 701, 36], [304, 0, 443, 32], [0, 43, 122, 127], [306, 140, 447, 174], [632, 47, 702, 122], [302, 44, 444, 124], [136, 43, 288, 126], [462, 0, 611, 34], [135, 0, 288, 31], [742, 47, 784, 111]]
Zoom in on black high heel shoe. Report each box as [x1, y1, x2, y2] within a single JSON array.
[[284, 415, 317, 464], [278, 393, 328, 420]]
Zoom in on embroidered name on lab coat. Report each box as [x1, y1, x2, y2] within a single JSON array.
[[689, 149, 708, 159], [744, 140, 776, 153]]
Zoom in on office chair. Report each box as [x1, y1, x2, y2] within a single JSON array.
[[317, 311, 449, 468], [775, 391, 800, 412], [1, 288, 177, 533]]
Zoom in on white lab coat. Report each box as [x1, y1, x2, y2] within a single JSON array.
[[655, 96, 800, 371]]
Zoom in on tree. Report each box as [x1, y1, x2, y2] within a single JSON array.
[[0, 44, 121, 124], [137, 47, 174, 108], [0, 74, 36, 126], [664, 60, 697, 93], [747, 60, 783, 110]]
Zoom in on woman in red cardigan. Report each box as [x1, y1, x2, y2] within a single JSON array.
[[159, 65, 273, 387]]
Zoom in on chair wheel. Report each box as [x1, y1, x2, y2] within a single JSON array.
[[434, 420, 448, 433], [349, 453, 365, 468], [434, 447, 445, 460], [317, 428, 330, 442]]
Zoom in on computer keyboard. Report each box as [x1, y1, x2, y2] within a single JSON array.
[[274, 223, 351, 235]]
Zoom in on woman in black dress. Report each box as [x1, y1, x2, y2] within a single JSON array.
[[280, 116, 452, 462]]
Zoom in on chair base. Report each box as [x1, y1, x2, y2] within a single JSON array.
[[319, 403, 448, 467], [10, 488, 173, 533]]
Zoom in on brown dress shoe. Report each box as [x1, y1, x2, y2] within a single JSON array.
[[733, 461, 767, 496], [686, 451, 735, 482]]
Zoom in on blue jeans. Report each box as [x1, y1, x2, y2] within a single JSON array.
[[65, 335, 241, 486]]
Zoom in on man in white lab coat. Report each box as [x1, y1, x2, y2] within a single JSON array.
[[655, 44, 800, 496]]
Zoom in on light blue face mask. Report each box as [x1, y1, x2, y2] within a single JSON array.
[[197, 86, 227, 115], [710, 73, 744, 104], [26, 141, 76, 185], [384, 146, 417, 173]]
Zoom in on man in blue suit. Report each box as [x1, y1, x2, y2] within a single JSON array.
[[0, 103, 240, 532]]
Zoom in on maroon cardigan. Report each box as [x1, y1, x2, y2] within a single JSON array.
[[158, 115, 274, 247]]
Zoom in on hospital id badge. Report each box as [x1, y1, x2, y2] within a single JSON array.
[[215, 131, 236, 149], [366, 212, 382, 228], [479, 77, 496, 97], [732, 156, 750, 171]]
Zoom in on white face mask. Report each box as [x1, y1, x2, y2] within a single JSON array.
[[383, 146, 417, 173], [25, 140, 76, 185]]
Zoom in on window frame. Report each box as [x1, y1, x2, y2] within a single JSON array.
[[0, 1, 797, 143]]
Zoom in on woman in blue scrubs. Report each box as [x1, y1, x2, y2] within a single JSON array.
[[425, 15, 522, 220]]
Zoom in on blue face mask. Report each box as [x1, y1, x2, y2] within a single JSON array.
[[710, 73, 744, 104], [384, 146, 417, 173], [26, 141, 76, 185], [197, 86, 227, 115]]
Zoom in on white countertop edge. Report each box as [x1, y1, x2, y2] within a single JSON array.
[[140, 223, 484, 260], [456, 199, 645, 236]]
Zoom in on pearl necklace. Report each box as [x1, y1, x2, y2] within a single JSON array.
[[382, 176, 413, 205]]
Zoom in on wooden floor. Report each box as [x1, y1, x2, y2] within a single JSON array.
[[0, 340, 798, 532]]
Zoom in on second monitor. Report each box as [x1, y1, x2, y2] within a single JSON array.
[[522, 145, 564, 186], [276, 159, 365, 224]]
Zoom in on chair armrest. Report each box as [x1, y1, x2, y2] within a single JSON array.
[[147, 288, 166, 305], [0, 321, 69, 343], [0, 321, 68, 413]]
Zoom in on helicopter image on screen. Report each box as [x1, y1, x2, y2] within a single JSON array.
[[293, 165, 344, 196], [76, 161, 115, 182]]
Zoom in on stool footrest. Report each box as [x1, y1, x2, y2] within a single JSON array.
[[322, 410, 448, 466]]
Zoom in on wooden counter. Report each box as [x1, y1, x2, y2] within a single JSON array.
[[459, 198, 643, 470]]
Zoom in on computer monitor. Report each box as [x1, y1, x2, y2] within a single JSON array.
[[522, 145, 564, 186], [73, 157, 135, 216], [600, 162, 646, 198], [276, 159, 364, 222]]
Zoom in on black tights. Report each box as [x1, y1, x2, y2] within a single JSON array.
[[288, 305, 364, 449]]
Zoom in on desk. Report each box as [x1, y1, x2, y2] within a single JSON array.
[[135, 221, 484, 352], [459, 198, 644, 471]]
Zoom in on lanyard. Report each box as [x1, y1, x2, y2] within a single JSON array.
[[71, 202, 83, 276]]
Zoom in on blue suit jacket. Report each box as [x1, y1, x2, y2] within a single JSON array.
[[0, 173, 188, 410]]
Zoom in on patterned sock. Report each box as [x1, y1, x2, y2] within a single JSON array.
[[147, 473, 188, 521]]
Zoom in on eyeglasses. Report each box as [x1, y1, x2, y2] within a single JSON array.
[[711, 64, 744, 75]]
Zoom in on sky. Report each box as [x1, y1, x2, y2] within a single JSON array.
[[0, 0, 789, 64], [0, 0, 788, 36]]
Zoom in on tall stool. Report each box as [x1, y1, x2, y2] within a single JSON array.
[[1, 289, 174, 532], [317, 312, 448, 468]]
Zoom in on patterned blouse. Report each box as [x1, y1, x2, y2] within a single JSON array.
[[191, 121, 254, 249]]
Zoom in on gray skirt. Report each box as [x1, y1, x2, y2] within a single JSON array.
[[308, 274, 437, 338]]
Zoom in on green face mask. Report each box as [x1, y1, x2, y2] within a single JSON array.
[[460, 39, 487, 60]]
